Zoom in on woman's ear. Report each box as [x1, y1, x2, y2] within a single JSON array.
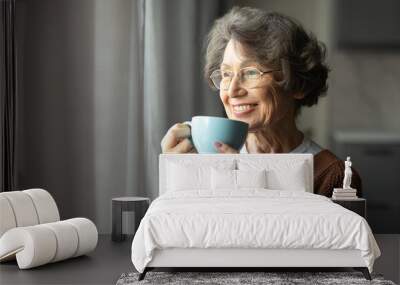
[[292, 92, 305, 99]]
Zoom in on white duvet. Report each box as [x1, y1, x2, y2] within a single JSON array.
[[131, 190, 380, 273]]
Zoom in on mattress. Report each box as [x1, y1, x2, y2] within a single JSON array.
[[131, 189, 381, 273]]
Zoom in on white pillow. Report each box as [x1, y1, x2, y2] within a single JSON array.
[[237, 169, 267, 188], [238, 159, 309, 191], [211, 168, 267, 190], [266, 161, 308, 191], [166, 160, 235, 191], [211, 168, 236, 190]]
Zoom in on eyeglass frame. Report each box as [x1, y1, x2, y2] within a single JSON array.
[[209, 67, 280, 90]]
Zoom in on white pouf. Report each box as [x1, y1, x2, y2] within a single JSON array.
[[0, 195, 17, 237], [23, 188, 60, 224], [1, 191, 40, 227], [0, 189, 60, 236], [0, 189, 98, 269], [0, 218, 98, 269], [0, 225, 57, 268], [42, 221, 79, 262], [65, 218, 98, 257]]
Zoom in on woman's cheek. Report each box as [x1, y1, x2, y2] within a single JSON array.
[[259, 86, 279, 125], [220, 93, 232, 118], [225, 105, 233, 118], [255, 100, 265, 118]]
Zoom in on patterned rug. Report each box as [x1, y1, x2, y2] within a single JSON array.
[[116, 271, 397, 285]]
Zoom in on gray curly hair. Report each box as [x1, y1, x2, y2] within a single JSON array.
[[204, 6, 329, 109]]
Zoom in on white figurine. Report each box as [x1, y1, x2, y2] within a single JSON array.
[[343, 156, 353, 189], [332, 156, 357, 199]]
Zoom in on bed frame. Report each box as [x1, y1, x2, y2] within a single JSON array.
[[138, 154, 372, 281], [139, 248, 371, 280]]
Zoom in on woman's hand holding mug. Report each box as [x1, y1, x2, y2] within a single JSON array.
[[214, 141, 239, 154], [161, 123, 196, 153], [162, 117, 248, 154]]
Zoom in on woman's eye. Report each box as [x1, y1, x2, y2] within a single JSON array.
[[221, 71, 232, 78], [244, 69, 259, 79]]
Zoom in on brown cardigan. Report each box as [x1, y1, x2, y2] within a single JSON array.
[[314, 150, 362, 198]]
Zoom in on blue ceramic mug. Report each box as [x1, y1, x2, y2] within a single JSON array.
[[190, 116, 249, 154]]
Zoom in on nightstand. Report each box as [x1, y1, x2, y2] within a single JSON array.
[[331, 198, 366, 218], [112, 197, 150, 242]]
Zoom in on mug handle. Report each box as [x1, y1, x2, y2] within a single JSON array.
[[183, 121, 193, 144]]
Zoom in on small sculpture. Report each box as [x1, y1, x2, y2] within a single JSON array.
[[332, 156, 357, 199], [342, 156, 353, 190]]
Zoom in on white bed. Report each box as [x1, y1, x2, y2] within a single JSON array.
[[131, 154, 380, 280]]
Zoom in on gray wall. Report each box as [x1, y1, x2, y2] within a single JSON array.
[[16, 0, 96, 222], [15, 0, 137, 233], [329, 50, 400, 133]]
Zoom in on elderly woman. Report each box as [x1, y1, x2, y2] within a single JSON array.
[[161, 7, 361, 197]]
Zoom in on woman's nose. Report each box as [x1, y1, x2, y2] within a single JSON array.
[[227, 75, 246, 98]]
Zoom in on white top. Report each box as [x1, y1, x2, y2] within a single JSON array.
[[240, 137, 323, 155]]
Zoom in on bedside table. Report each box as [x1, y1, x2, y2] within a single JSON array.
[[112, 197, 150, 242], [331, 198, 366, 218]]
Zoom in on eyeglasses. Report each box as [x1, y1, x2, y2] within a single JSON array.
[[210, 67, 279, 90]]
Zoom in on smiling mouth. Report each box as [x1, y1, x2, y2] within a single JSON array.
[[232, 104, 258, 114]]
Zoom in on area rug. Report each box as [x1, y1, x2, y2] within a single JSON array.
[[116, 271, 397, 285]]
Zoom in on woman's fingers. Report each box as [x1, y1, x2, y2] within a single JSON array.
[[170, 138, 193, 153], [189, 147, 198, 153], [161, 123, 192, 153], [214, 141, 239, 154]]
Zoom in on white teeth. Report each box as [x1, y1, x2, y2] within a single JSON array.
[[233, 104, 255, 112]]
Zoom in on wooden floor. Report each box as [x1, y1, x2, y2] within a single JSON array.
[[0, 234, 399, 285]]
